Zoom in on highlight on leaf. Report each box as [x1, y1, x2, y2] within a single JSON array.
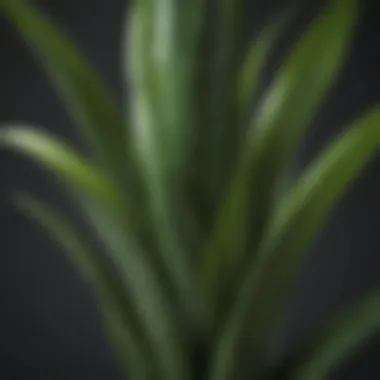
[[238, 7, 292, 123], [0, 125, 121, 209], [2, 0, 127, 177]]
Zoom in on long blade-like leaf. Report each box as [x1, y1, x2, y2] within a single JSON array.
[[1, 126, 192, 380], [204, 0, 243, 200], [200, 0, 357, 318], [149, 0, 201, 177], [209, 106, 380, 380], [238, 9, 291, 124], [126, 0, 201, 178], [82, 201, 192, 380], [127, 4, 203, 331], [0, 125, 122, 211], [14, 193, 149, 380], [273, 291, 380, 380], [2, 0, 126, 177], [76, 197, 192, 380]]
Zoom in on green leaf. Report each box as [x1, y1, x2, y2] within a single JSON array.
[[209, 106, 380, 380], [1, 125, 192, 380], [204, 0, 244, 200], [126, 0, 201, 180], [76, 196, 192, 380], [149, 0, 201, 177], [0, 125, 122, 211], [274, 291, 380, 380], [14, 193, 150, 380], [0, 124, 146, 248], [238, 8, 291, 124], [2, 0, 126, 177], [126, 4, 204, 332], [200, 0, 357, 320]]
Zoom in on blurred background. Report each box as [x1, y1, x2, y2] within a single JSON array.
[[1, 0, 379, 378]]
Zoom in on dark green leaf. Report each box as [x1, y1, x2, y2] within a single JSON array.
[[126, 4, 204, 332], [275, 291, 380, 380], [150, 0, 201, 177], [209, 106, 380, 380], [1, 125, 192, 380], [2, 0, 127, 178], [14, 193, 149, 380], [200, 0, 357, 320], [76, 196, 192, 380], [204, 0, 244, 200], [238, 8, 291, 123]]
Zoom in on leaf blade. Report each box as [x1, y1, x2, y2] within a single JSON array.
[[1, 126, 192, 380], [200, 0, 358, 320], [238, 8, 292, 122], [14, 193, 150, 380], [2, 0, 126, 176], [149, 0, 201, 177], [204, 0, 244, 199], [126, 4, 204, 332], [0, 125, 122, 212], [76, 197, 192, 380], [276, 291, 380, 380], [209, 106, 380, 380]]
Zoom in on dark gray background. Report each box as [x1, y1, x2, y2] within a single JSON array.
[[1, 0, 379, 379]]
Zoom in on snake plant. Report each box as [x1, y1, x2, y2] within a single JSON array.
[[1, 0, 380, 379]]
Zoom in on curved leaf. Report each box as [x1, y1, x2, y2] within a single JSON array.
[[0, 125, 121, 211], [127, 4, 203, 332], [2, 0, 127, 177], [209, 106, 380, 380], [14, 193, 150, 380], [238, 8, 291, 123], [1, 126, 192, 380], [274, 291, 380, 380], [204, 0, 244, 199], [77, 196, 192, 380], [200, 0, 357, 320]]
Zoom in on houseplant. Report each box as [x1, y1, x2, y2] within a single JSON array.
[[1, 0, 380, 379]]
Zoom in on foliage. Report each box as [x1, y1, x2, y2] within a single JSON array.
[[1, 0, 380, 379]]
